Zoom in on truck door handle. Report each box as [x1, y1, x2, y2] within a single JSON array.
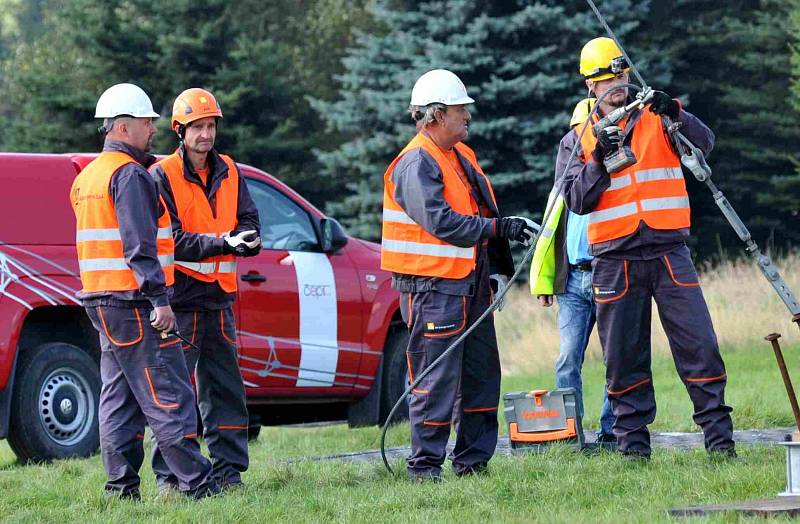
[[241, 272, 267, 283]]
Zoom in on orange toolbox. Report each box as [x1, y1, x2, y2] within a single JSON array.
[[503, 388, 584, 452]]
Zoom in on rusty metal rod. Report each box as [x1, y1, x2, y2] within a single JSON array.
[[766, 333, 800, 435]]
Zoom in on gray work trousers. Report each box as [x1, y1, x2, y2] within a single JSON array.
[[592, 246, 735, 456], [398, 249, 501, 477], [151, 307, 249, 487], [85, 305, 214, 496]]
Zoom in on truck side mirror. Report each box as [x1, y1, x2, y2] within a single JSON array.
[[320, 217, 348, 253]]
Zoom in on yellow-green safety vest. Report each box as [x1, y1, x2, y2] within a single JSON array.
[[529, 187, 565, 295], [529, 97, 596, 295]]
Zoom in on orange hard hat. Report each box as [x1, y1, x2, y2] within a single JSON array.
[[171, 88, 223, 130]]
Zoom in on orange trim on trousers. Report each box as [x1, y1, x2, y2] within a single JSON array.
[[98, 307, 143, 347], [686, 373, 727, 383], [607, 377, 651, 396], [144, 368, 179, 409]]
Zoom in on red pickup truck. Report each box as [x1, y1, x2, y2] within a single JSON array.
[[0, 153, 407, 462]]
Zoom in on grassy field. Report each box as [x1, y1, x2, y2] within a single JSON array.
[[1, 343, 798, 522], [1, 256, 799, 522]]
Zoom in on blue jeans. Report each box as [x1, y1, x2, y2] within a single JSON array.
[[555, 268, 614, 437]]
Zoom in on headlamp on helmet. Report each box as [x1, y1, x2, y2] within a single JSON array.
[[586, 56, 629, 80]]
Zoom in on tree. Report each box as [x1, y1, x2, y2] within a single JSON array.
[[313, 0, 669, 240], [645, 0, 800, 258], [0, 0, 370, 207]]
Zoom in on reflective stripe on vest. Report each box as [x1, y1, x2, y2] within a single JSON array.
[[580, 110, 689, 244], [381, 133, 497, 279], [382, 208, 417, 225], [154, 152, 240, 293], [79, 254, 174, 272], [76, 226, 172, 242], [381, 239, 474, 259], [177, 259, 237, 275], [529, 188, 565, 295], [71, 151, 175, 293]]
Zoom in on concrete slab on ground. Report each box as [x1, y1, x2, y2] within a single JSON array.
[[301, 427, 793, 465], [670, 496, 800, 518]]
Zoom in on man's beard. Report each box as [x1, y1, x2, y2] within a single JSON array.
[[607, 89, 628, 108]]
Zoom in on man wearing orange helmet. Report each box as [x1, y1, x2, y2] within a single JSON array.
[[150, 88, 261, 492]]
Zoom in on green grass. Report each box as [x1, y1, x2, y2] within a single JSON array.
[[0, 342, 798, 522], [0, 444, 788, 523]]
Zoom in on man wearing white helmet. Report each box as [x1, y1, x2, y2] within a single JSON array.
[[381, 69, 537, 481], [71, 83, 218, 500]]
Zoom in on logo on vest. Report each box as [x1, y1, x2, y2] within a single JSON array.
[[594, 287, 616, 295]]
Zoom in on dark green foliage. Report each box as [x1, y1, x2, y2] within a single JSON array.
[[0, 0, 370, 207], [0, 0, 797, 259], [641, 0, 800, 257], [312, 0, 669, 240]]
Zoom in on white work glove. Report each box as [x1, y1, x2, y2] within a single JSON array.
[[489, 274, 509, 312], [507, 216, 541, 247], [223, 230, 261, 256]]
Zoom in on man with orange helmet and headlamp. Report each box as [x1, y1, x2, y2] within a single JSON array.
[[150, 88, 261, 493]]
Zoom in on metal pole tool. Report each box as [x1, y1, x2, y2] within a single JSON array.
[[766, 333, 800, 441]]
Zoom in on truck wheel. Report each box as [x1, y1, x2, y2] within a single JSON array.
[[8, 343, 100, 462], [380, 328, 410, 424]]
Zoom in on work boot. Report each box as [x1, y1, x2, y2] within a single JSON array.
[[583, 433, 618, 454], [595, 433, 618, 451], [219, 475, 245, 493], [407, 470, 443, 484], [708, 446, 737, 461], [454, 463, 488, 478], [185, 478, 221, 500], [619, 449, 651, 462], [104, 487, 141, 502]]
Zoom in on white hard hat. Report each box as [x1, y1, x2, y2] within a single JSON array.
[[95, 83, 160, 119], [410, 69, 475, 106]]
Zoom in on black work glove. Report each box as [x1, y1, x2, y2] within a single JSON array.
[[649, 90, 680, 119], [242, 242, 262, 257], [222, 229, 261, 257], [222, 241, 247, 257], [223, 241, 262, 257], [496, 217, 535, 244], [592, 126, 619, 163]]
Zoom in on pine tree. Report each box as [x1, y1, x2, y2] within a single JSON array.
[[313, 0, 668, 240], [0, 0, 370, 208], [645, 0, 800, 257]]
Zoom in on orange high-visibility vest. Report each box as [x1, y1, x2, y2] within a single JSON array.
[[71, 151, 175, 293], [580, 109, 689, 245], [381, 132, 498, 279], [156, 152, 239, 292]]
